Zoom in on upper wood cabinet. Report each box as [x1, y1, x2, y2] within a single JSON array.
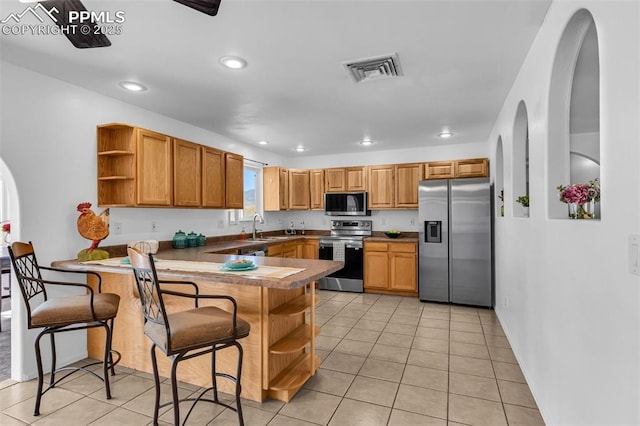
[[224, 153, 244, 209], [97, 123, 243, 209], [425, 158, 489, 180], [264, 166, 289, 211], [173, 138, 202, 207], [367, 165, 394, 209], [136, 128, 173, 206], [455, 158, 489, 178], [309, 169, 325, 210], [288, 169, 310, 210], [395, 163, 422, 208], [202, 146, 225, 208], [346, 167, 366, 191], [325, 168, 346, 192], [425, 161, 455, 180], [324, 167, 366, 192]]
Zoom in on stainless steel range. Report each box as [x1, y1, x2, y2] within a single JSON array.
[[318, 220, 372, 293]]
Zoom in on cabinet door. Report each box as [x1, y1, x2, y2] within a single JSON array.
[[136, 128, 172, 206], [346, 167, 366, 191], [264, 167, 287, 211], [389, 253, 417, 292], [455, 158, 489, 178], [173, 138, 202, 207], [395, 163, 422, 208], [297, 240, 319, 259], [389, 243, 417, 292], [425, 161, 455, 180], [279, 168, 289, 210], [325, 168, 346, 192], [364, 250, 389, 289], [202, 146, 225, 208], [288, 169, 310, 210], [367, 165, 394, 209], [309, 169, 325, 210], [283, 242, 297, 258], [268, 244, 283, 257], [225, 153, 244, 209]]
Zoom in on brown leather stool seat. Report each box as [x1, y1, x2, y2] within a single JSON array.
[[9, 241, 121, 416], [128, 247, 250, 426]]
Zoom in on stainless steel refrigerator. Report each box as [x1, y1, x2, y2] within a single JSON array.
[[418, 178, 493, 307]]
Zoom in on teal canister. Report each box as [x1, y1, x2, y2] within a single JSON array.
[[172, 230, 187, 249], [198, 233, 207, 246], [187, 231, 199, 247]]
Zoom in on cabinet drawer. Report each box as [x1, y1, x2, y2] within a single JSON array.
[[364, 242, 388, 252], [389, 243, 417, 253]]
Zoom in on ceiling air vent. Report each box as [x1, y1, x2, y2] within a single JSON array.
[[343, 53, 403, 83]]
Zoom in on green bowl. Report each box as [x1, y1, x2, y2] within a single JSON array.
[[385, 232, 401, 239]]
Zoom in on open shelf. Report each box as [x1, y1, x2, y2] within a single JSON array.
[[269, 324, 320, 355], [270, 294, 318, 316], [98, 176, 134, 181], [98, 150, 134, 156], [268, 352, 321, 394]]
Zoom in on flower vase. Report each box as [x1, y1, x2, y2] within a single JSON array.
[[521, 206, 529, 217], [567, 203, 578, 219], [579, 200, 596, 219]]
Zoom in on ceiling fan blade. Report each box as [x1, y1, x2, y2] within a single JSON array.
[[173, 0, 222, 16], [39, 0, 111, 49]]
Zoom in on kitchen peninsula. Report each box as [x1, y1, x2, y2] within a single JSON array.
[[52, 244, 343, 403]]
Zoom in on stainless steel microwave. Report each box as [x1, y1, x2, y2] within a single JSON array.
[[324, 192, 371, 216]]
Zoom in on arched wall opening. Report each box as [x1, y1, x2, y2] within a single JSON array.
[[496, 136, 504, 218], [548, 9, 600, 218], [0, 156, 23, 380], [512, 101, 530, 218]]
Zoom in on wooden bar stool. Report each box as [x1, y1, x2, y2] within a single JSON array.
[[128, 247, 250, 425], [9, 241, 121, 416]]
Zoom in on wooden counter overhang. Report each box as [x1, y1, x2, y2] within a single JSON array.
[[52, 248, 343, 403], [52, 248, 343, 290]]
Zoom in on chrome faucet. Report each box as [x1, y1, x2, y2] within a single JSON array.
[[252, 213, 264, 239]]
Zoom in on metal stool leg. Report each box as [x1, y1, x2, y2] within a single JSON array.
[[33, 331, 46, 416], [102, 322, 112, 399], [150, 344, 161, 426], [235, 342, 244, 426]]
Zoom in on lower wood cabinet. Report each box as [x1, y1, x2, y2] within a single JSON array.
[[269, 239, 318, 260], [364, 241, 418, 296]]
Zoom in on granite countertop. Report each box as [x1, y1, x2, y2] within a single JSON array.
[[53, 249, 343, 290], [365, 236, 419, 242]]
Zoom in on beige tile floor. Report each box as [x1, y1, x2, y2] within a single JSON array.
[[0, 291, 545, 425]]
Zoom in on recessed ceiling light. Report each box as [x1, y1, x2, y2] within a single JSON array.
[[295, 147, 306, 152], [118, 81, 147, 92], [438, 131, 454, 139], [258, 140, 269, 145], [219, 56, 247, 70], [360, 138, 374, 146]]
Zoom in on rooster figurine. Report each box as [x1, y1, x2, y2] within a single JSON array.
[[76, 202, 110, 261]]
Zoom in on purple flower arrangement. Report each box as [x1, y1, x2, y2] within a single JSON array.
[[557, 178, 600, 204]]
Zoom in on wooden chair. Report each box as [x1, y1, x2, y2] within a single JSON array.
[[127, 247, 250, 426], [8, 241, 120, 416]]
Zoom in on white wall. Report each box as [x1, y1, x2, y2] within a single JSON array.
[[0, 61, 289, 379], [489, 1, 639, 424]]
